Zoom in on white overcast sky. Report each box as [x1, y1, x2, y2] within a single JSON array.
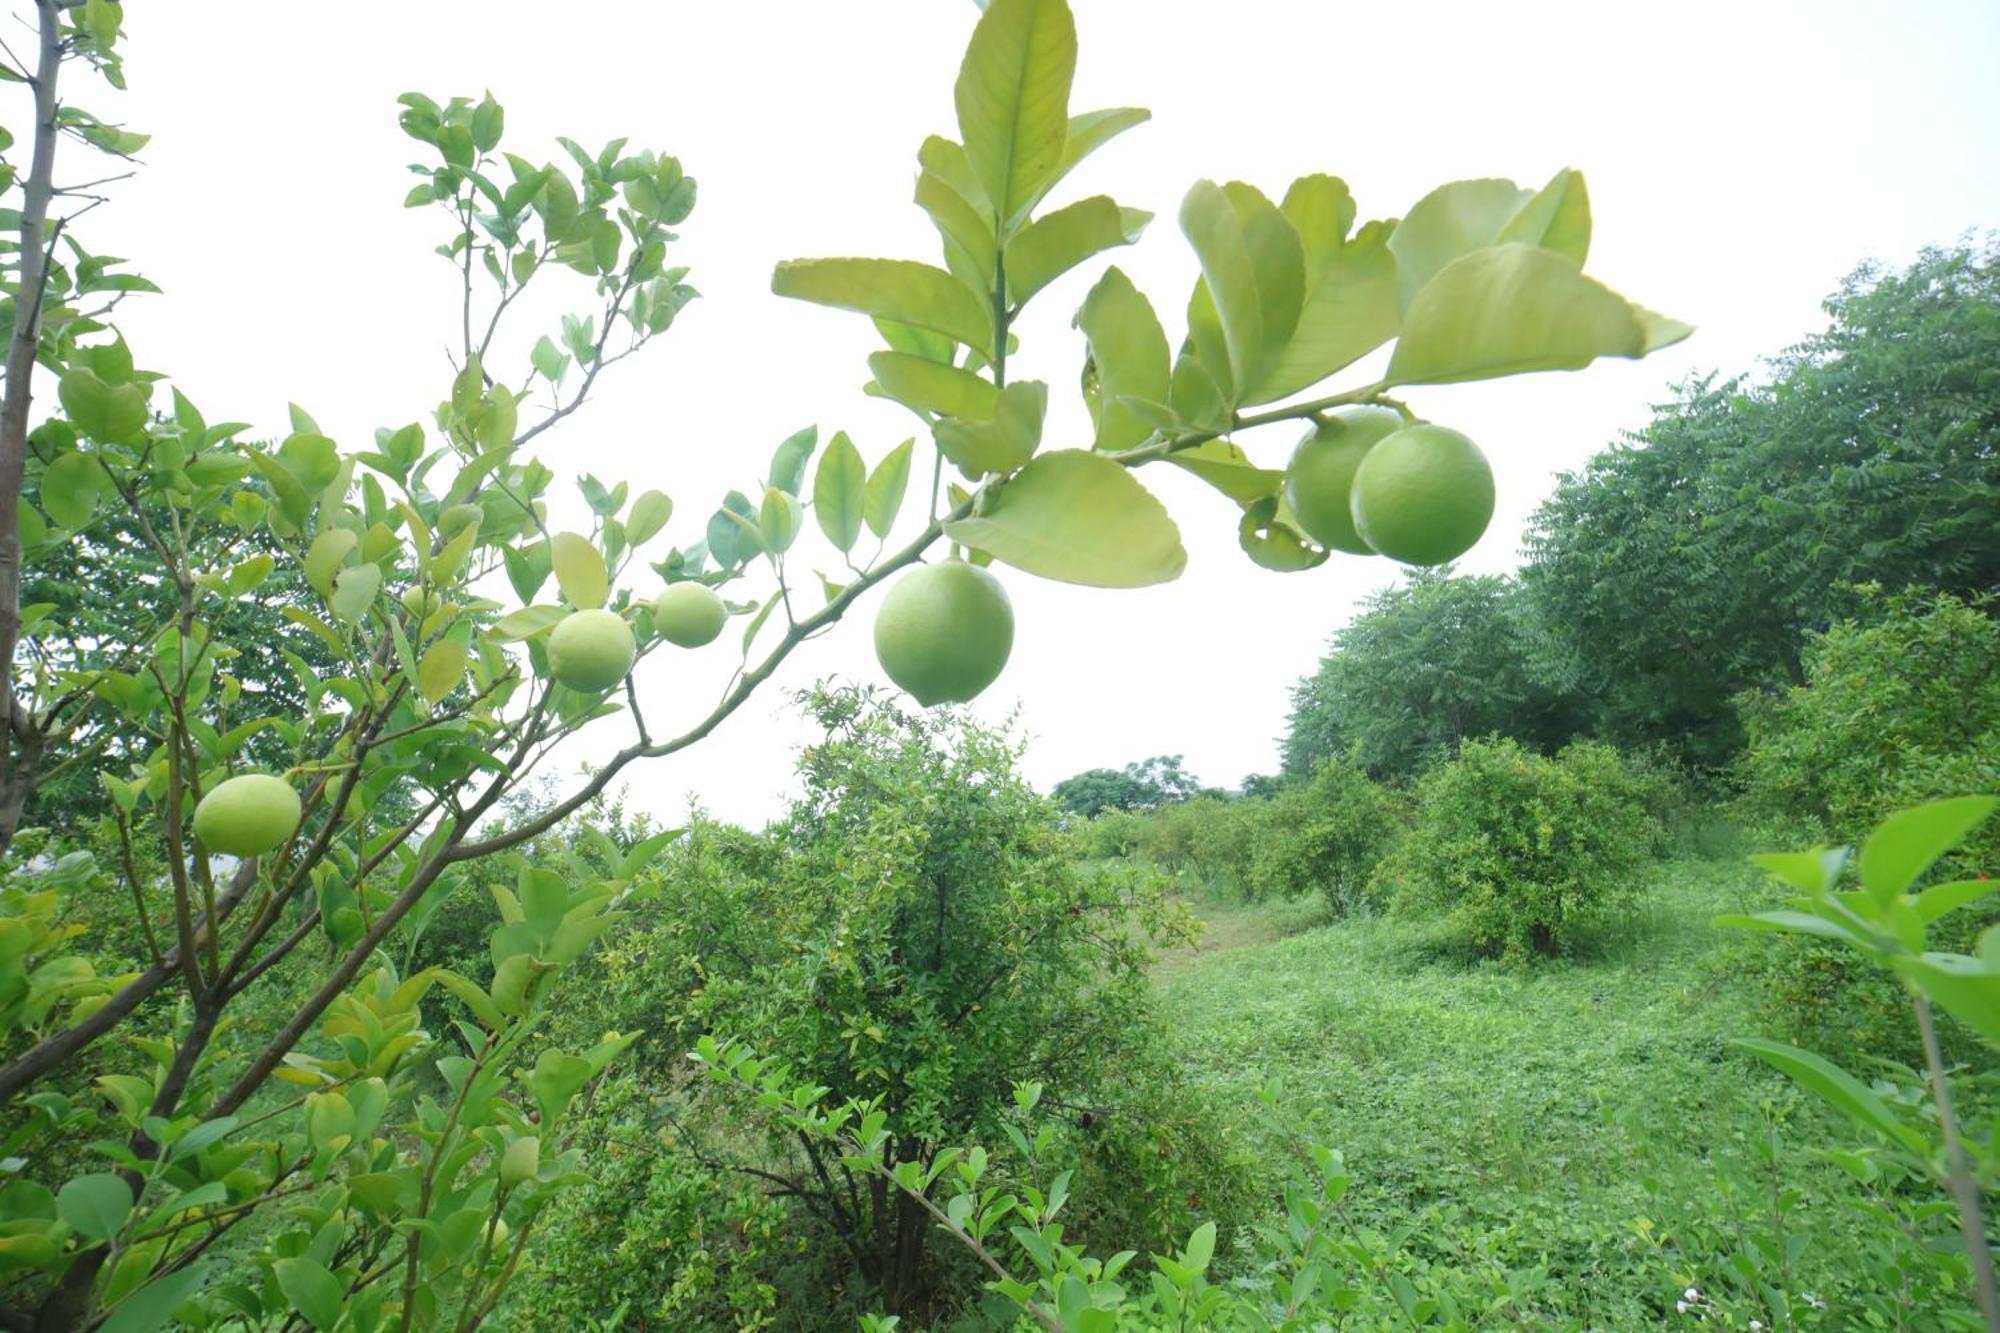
[[61, 1, 2000, 826]]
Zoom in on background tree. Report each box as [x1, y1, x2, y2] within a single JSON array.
[[1051, 753, 1202, 816], [1282, 570, 1584, 780], [1522, 239, 2000, 768]]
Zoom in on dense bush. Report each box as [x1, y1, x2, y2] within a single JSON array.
[[1243, 758, 1403, 909], [1734, 590, 2000, 1058], [1376, 738, 1663, 960], [510, 687, 1232, 1324], [1283, 571, 1586, 780]]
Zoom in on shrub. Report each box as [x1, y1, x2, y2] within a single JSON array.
[[1377, 738, 1662, 960], [1734, 590, 2000, 1057], [520, 687, 1211, 1321], [1243, 758, 1402, 909]]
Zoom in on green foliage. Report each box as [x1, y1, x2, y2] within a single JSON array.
[[1734, 590, 2000, 1059], [1282, 570, 1585, 780], [0, 0, 1690, 1325], [1051, 754, 1203, 817], [519, 688, 1211, 1321], [1241, 758, 1401, 909], [1717, 799, 2000, 1327], [1523, 240, 2000, 768], [1377, 738, 1663, 961]]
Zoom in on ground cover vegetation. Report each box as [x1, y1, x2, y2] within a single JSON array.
[[0, 0, 1993, 1328]]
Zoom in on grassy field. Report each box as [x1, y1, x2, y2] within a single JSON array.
[[1154, 852, 1972, 1329]]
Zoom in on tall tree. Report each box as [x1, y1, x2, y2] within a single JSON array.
[[1282, 570, 1584, 780], [1523, 240, 2000, 767]]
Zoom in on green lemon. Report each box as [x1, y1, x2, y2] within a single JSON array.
[[1348, 424, 1495, 566], [652, 582, 727, 648], [192, 773, 302, 858], [1281, 406, 1404, 555], [547, 608, 637, 692], [873, 560, 1014, 706]]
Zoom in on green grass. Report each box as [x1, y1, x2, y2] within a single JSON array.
[[1155, 853, 1977, 1328]]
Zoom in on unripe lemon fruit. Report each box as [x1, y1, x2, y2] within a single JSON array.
[[1348, 424, 1494, 566], [873, 561, 1013, 706], [192, 773, 301, 858], [547, 608, 636, 692], [1281, 406, 1403, 555], [651, 582, 727, 648]]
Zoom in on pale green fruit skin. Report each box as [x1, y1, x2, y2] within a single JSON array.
[[1281, 406, 1404, 555], [547, 608, 637, 692], [873, 561, 1014, 706], [1349, 425, 1495, 566], [651, 582, 727, 648], [193, 774, 301, 857]]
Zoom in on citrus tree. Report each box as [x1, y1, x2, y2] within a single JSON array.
[[0, 0, 1686, 1327]]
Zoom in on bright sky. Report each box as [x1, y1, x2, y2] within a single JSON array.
[[69, 1, 2000, 827]]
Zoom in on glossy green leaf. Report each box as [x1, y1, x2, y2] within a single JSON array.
[[329, 563, 382, 624], [1386, 244, 1691, 387], [1247, 177, 1399, 405], [934, 380, 1046, 476], [273, 1256, 343, 1332], [768, 425, 818, 496], [303, 528, 358, 599], [1913, 879, 2000, 925], [1047, 107, 1149, 198], [1005, 196, 1149, 307], [1498, 167, 1591, 264], [1179, 181, 1304, 404], [1075, 266, 1170, 453], [943, 449, 1184, 587], [99, 1265, 209, 1333], [489, 605, 567, 643], [40, 450, 105, 530], [868, 351, 1000, 420], [550, 532, 608, 609], [1387, 177, 1534, 311], [417, 638, 468, 704], [772, 259, 993, 356], [1859, 796, 1997, 904], [953, 0, 1076, 226], [1752, 847, 1852, 896], [1167, 440, 1281, 505], [814, 431, 866, 553], [1733, 1038, 1928, 1153], [915, 160, 997, 294], [57, 367, 148, 445], [864, 439, 915, 541], [625, 489, 672, 546], [56, 1173, 132, 1244], [759, 486, 804, 555], [1711, 909, 1865, 945], [1238, 494, 1327, 572], [1894, 951, 2000, 1048]]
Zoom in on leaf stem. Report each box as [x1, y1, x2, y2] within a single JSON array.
[[1914, 991, 2000, 1329]]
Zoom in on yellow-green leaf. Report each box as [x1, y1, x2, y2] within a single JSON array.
[[864, 439, 915, 541], [1178, 180, 1304, 405], [417, 638, 468, 704], [550, 532, 608, 609], [303, 528, 358, 599], [813, 431, 866, 553], [1075, 266, 1170, 453], [772, 258, 993, 357], [868, 351, 1000, 421], [1385, 244, 1692, 387], [953, 0, 1077, 227], [329, 564, 382, 624], [934, 380, 1046, 477], [943, 449, 1184, 588], [1004, 196, 1149, 307], [1246, 178, 1399, 405], [1166, 440, 1282, 506]]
